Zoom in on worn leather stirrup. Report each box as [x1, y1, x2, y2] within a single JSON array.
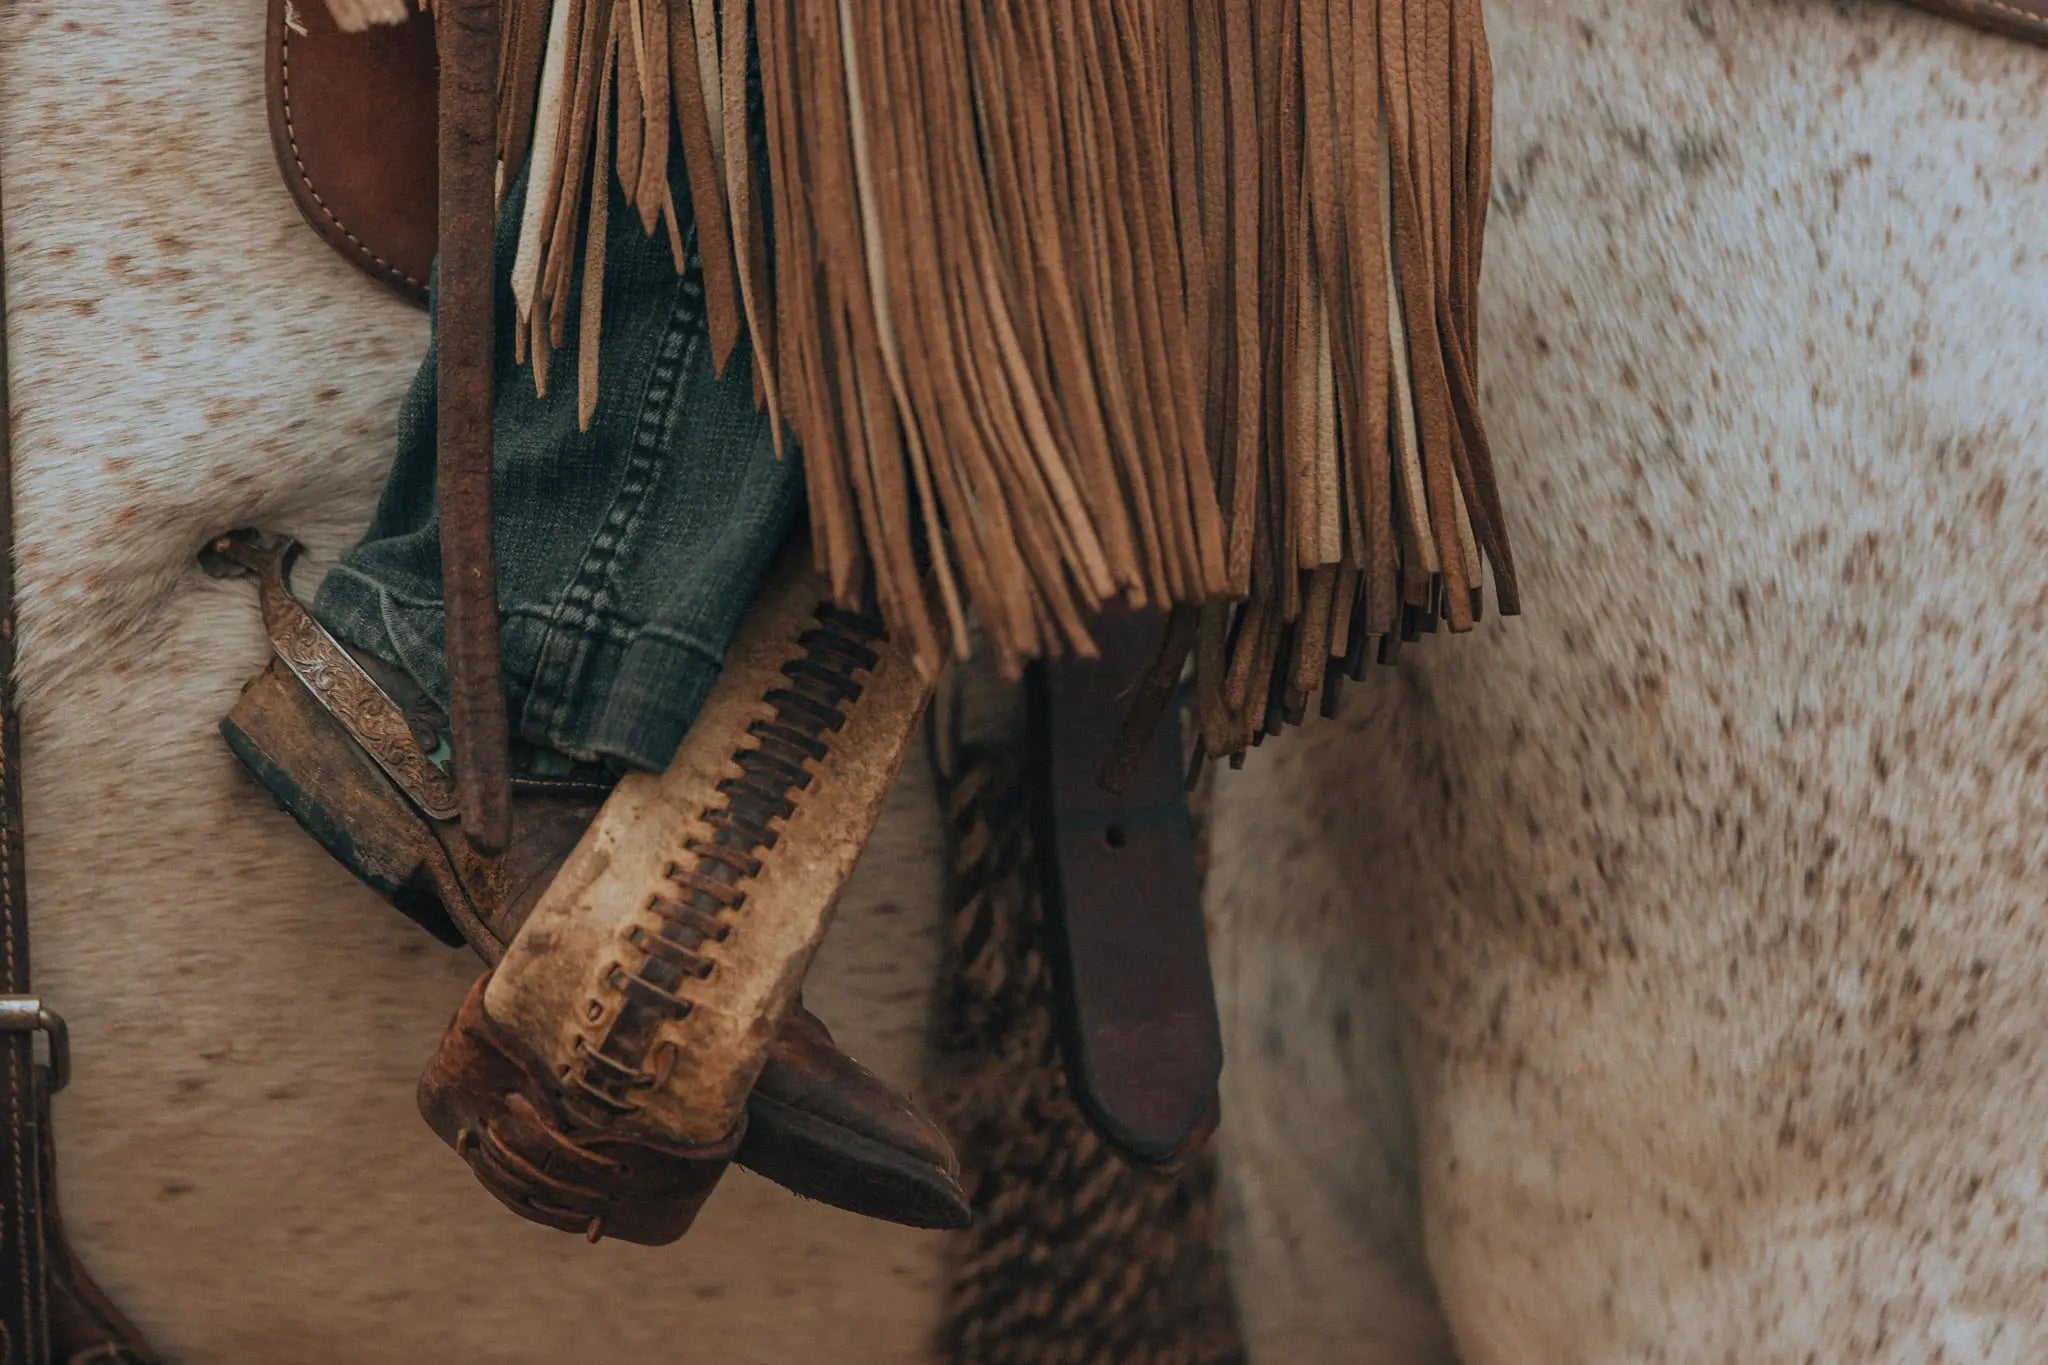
[[209, 530, 968, 1235], [420, 977, 736, 1244], [423, 545, 934, 1244]]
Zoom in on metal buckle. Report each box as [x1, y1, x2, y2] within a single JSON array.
[[0, 996, 69, 1093]]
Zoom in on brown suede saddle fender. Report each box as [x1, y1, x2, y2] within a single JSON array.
[[265, 0, 437, 306]]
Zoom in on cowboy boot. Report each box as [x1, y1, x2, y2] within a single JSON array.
[[206, 531, 965, 1235]]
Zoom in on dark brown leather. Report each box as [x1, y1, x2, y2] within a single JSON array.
[[38, 1087, 160, 1365], [736, 1007, 968, 1230], [1029, 612, 1222, 1168], [931, 732, 1247, 1365], [0, 157, 49, 1364], [264, 0, 438, 305], [0, 160, 160, 1364], [436, 0, 515, 857], [1899, 0, 2048, 44], [419, 975, 737, 1245]]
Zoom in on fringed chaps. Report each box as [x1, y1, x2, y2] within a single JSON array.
[[332, 0, 1516, 761]]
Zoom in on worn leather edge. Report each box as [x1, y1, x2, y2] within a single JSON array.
[[264, 0, 433, 306], [0, 138, 50, 1365], [434, 0, 514, 855], [1897, 0, 2048, 44], [419, 973, 736, 1245], [1029, 614, 1222, 1168]]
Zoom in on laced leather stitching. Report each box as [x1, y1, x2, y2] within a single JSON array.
[[561, 604, 886, 1118]]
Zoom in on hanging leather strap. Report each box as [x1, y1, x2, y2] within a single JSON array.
[[437, 0, 514, 856], [0, 130, 159, 1365], [0, 126, 55, 1365], [1029, 613, 1222, 1168]]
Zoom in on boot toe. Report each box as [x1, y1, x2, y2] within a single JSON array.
[[738, 1009, 969, 1229]]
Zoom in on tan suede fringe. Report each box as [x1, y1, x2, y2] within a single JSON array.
[[347, 0, 1516, 762]]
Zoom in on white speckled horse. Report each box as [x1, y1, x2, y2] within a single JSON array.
[[3, 1, 2043, 1361]]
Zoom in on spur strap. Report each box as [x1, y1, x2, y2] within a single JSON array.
[[0, 149, 160, 1365]]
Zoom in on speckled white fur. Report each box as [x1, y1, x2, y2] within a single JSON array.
[[6, 1, 2045, 1362], [1210, 3, 2048, 1362]]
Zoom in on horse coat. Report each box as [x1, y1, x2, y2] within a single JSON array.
[[2, 0, 2044, 1361]]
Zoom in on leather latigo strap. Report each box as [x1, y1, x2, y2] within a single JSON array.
[[1030, 615, 1222, 1168], [1899, 0, 2048, 44], [0, 187, 47, 1359], [0, 160, 159, 1363], [423, 546, 934, 1240], [436, 0, 515, 857]]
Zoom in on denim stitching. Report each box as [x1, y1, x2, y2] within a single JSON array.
[[524, 236, 709, 733], [326, 564, 729, 664]]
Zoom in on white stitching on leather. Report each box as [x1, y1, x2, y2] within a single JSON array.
[[277, 22, 429, 292], [1973, 0, 2048, 25]]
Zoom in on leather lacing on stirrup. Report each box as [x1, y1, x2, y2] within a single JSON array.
[[564, 604, 886, 1120], [420, 974, 740, 1245], [409, 548, 941, 1245]]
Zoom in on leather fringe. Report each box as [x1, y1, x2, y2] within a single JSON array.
[[347, 0, 1515, 762]]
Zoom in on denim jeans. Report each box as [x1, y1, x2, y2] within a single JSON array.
[[313, 157, 800, 773]]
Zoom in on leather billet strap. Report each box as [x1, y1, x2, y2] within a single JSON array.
[[1899, 0, 2048, 44], [1029, 615, 1222, 1168], [436, 0, 514, 857]]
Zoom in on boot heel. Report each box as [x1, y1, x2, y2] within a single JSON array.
[[222, 662, 466, 945]]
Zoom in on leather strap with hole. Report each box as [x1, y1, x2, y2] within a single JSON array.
[[436, 0, 516, 857], [1029, 612, 1221, 1168]]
